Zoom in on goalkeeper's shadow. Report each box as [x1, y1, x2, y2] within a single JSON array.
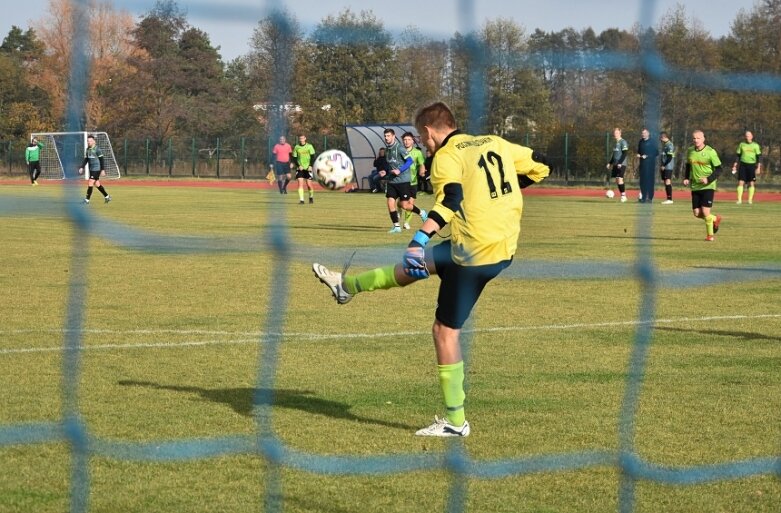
[[118, 380, 415, 430]]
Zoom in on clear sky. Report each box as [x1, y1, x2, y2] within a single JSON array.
[[1, 0, 758, 61]]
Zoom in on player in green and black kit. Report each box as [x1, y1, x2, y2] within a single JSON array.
[[78, 135, 111, 204], [607, 128, 629, 202], [25, 136, 44, 186], [292, 134, 316, 204], [402, 132, 427, 229], [731, 130, 761, 205], [659, 131, 675, 204], [684, 130, 721, 241]]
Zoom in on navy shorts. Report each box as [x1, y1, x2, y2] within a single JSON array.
[[274, 161, 291, 176], [432, 241, 512, 329]]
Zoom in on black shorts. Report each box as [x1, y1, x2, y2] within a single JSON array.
[[385, 182, 414, 200], [274, 161, 290, 177], [295, 169, 313, 180], [659, 168, 673, 181], [610, 165, 626, 179], [88, 170, 102, 181], [690, 189, 715, 210], [432, 241, 512, 329], [737, 163, 757, 182], [28, 161, 41, 173]]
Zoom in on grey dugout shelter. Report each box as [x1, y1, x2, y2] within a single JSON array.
[[344, 124, 418, 190]]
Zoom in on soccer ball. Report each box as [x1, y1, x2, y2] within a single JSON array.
[[314, 149, 354, 190], [605, 189, 615, 199]]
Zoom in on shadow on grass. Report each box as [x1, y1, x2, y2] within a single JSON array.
[[302, 224, 379, 232], [579, 235, 691, 241], [656, 326, 780, 342], [118, 380, 415, 430], [693, 265, 781, 273]]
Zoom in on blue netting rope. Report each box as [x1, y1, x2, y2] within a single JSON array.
[[0, 1, 779, 512]]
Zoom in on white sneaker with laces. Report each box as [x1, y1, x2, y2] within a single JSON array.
[[312, 263, 352, 304], [415, 416, 470, 437]]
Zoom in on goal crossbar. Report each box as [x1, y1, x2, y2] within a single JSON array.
[[30, 131, 121, 180]]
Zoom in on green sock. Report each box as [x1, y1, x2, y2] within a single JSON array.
[[705, 214, 715, 236], [748, 185, 755, 203], [298, 187, 304, 201], [438, 361, 466, 427], [405, 210, 413, 224], [309, 189, 314, 199], [736, 184, 743, 202], [342, 265, 398, 294]]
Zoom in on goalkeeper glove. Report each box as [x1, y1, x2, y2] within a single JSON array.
[[403, 230, 431, 279]]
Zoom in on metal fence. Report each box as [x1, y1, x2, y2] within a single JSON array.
[[2, 131, 778, 187]]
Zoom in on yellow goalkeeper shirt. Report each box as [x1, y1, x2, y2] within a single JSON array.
[[430, 132, 549, 266]]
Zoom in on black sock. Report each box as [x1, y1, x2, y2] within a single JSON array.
[[618, 183, 625, 194], [390, 211, 400, 224], [410, 205, 421, 215], [86, 186, 93, 199], [97, 185, 108, 197], [665, 184, 672, 200], [278, 180, 284, 193]]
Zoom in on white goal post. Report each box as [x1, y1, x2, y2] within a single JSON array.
[[30, 131, 121, 180]]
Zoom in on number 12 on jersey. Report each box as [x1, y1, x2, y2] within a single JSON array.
[[477, 151, 512, 199]]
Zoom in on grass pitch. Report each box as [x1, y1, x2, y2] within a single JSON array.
[[0, 183, 779, 513]]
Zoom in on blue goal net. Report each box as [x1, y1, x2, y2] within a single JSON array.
[[0, 1, 779, 512]]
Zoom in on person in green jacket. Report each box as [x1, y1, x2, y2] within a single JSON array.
[[25, 136, 44, 186], [684, 130, 722, 242]]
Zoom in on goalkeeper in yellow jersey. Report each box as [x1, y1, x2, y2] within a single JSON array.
[[313, 102, 550, 436]]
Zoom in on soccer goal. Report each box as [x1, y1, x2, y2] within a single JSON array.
[[30, 131, 121, 180]]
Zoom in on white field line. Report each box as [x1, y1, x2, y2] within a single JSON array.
[[0, 313, 779, 356]]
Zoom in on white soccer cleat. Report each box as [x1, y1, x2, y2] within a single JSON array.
[[620, 195, 627, 203], [420, 209, 428, 222], [662, 199, 673, 205], [415, 416, 470, 437], [403, 222, 411, 230], [83, 198, 90, 204], [104, 195, 112, 204], [312, 263, 352, 304]]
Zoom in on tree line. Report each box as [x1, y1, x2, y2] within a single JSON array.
[[2, 0, 781, 178]]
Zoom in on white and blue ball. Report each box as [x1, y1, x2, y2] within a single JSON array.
[[314, 149, 354, 190]]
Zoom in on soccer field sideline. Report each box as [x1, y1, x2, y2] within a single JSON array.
[[1, 178, 780, 201]]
